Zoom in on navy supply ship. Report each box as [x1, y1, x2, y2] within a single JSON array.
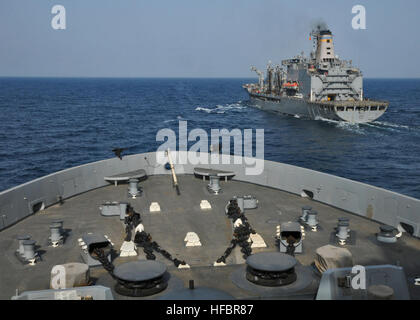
[[0, 149, 419, 300], [243, 26, 389, 123]]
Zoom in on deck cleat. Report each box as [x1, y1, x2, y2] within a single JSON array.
[[306, 210, 319, 232], [22, 240, 39, 265], [207, 175, 221, 194], [336, 218, 351, 245], [17, 235, 31, 256], [49, 222, 63, 247], [128, 178, 141, 199]]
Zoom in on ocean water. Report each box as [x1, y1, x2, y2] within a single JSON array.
[[0, 77, 419, 199]]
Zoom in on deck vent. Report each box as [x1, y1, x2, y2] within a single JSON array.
[[377, 225, 397, 244], [128, 178, 141, 199], [246, 252, 297, 287], [208, 174, 221, 194], [113, 260, 168, 297]]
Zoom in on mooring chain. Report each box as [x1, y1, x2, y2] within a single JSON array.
[[124, 204, 142, 241], [216, 199, 256, 263], [92, 247, 115, 278], [121, 204, 187, 267], [247, 267, 293, 280], [134, 230, 187, 267]]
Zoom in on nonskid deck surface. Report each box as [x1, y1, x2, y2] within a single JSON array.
[[1, 175, 419, 299]]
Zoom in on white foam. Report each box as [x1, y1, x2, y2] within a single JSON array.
[[195, 107, 213, 113], [314, 116, 366, 135], [164, 115, 186, 123], [369, 121, 410, 130], [195, 102, 247, 114]]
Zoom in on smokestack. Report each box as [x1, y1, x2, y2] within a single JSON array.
[[315, 29, 335, 65]]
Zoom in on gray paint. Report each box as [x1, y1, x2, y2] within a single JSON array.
[[245, 28, 389, 123], [0, 151, 419, 237]]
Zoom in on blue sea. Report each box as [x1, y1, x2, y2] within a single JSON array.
[[0, 78, 419, 199]]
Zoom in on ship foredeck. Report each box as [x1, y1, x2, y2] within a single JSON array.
[[1, 174, 419, 299]]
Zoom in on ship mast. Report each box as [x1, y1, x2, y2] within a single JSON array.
[[266, 61, 274, 94]]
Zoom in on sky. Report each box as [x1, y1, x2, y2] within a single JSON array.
[[1, 0, 419, 78]]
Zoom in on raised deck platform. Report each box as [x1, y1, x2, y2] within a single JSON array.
[[104, 169, 147, 186]]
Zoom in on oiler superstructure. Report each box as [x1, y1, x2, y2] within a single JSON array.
[[243, 27, 389, 123]]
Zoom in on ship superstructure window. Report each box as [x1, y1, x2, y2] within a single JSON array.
[[379, 106, 386, 111], [337, 107, 345, 111], [371, 106, 378, 111], [346, 107, 354, 111]]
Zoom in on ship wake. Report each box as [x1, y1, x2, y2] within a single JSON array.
[[314, 116, 366, 135]]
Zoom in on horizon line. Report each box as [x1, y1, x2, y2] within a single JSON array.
[[1, 76, 420, 80]]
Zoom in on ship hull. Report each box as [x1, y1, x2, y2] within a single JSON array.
[[248, 93, 387, 124]]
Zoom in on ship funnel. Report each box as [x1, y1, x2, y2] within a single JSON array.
[[314, 29, 335, 65]]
